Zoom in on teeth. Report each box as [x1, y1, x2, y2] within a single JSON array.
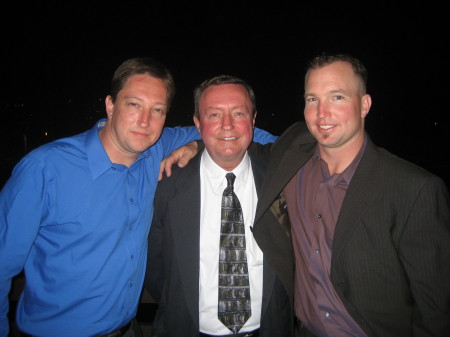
[[223, 137, 238, 140], [319, 125, 333, 129]]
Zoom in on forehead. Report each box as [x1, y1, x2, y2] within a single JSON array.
[[120, 74, 168, 98], [200, 84, 251, 108], [305, 61, 358, 91]]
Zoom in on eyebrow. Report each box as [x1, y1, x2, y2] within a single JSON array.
[[304, 89, 348, 98], [205, 105, 248, 111], [123, 96, 168, 107]]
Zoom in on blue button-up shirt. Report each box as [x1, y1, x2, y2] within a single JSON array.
[[0, 120, 277, 337], [0, 119, 201, 337]]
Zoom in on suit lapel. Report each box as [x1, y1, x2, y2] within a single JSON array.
[[249, 153, 275, 316], [255, 141, 315, 223], [170, 154, 202, 327], [331, 140, 380, 264]]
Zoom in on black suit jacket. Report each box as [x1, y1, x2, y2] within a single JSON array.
[[145, 148, 292, 337], [253, 122, 450, 337]]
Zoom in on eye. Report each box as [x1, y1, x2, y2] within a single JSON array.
[[152, 106, 167, 116], [128, 102, 140, 109], [334, 95, 344, 101], [305, 97, 317, 103], [208, 112, 221, 120]]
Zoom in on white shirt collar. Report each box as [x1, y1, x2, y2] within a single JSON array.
[[201, 149, 251, 192]]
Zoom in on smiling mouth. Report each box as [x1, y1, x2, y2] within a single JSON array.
[[319, 125, 333, 130], [220, 136, 239, 140]]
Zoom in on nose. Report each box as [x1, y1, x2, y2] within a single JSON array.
[[138, 111, 150, 128], [221, 113, 233, 130], [317, 102, 330, 119]]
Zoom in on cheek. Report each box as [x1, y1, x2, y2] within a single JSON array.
[[116, 110, 137, 125], [236, 121, 254, 133], [303, 109, 314, 123], [151, 115, 166, 128], [199, 123, 217, 138]]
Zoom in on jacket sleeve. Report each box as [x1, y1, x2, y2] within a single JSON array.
[[399, 175, 450, 335]]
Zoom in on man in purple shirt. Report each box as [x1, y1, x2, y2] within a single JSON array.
[[252, 53, 450, 337]]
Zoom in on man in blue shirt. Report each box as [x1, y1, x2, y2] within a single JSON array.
[[0, 57, 276, 337]]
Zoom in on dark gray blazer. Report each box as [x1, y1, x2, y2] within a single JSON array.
[[145, 148, 292, 337], [253, 122, 450, 337]]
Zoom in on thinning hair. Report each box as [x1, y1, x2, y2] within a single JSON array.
[[193, 75, 257, 118]]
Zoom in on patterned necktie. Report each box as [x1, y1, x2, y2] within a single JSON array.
[[218, 172, 251, 334]]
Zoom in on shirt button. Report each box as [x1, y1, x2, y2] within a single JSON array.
[[317, 214, 322, 219], [130, 198, 134, 203], [314, 249, 320, 254], [325, 312, 330, 318]]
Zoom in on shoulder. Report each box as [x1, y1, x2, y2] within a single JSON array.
[[273, 121, 315, 149], [23, 132, 88, 166], [248, 150, 268, 172], [156, 151, 202, 192], [366, 141, 447, 191]]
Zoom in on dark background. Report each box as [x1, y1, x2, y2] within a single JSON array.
[[1, 2, 449, 187]]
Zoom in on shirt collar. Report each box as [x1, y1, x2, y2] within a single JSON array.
[[86, 119, 113, 180], [313, 135, 368, 186], [201, 149, 251, 192], [86, 119, 152, 180]]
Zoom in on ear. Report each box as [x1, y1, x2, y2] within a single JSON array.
[[105, 96, 114, 119], [252, 111, 257, 128], [193, 116, 201, 133], [361, 94, 372, 119]]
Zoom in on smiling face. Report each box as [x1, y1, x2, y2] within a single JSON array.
[[194, 83, 256, 171], [101, 74, 168, 166], [304, 61, 371, 157]]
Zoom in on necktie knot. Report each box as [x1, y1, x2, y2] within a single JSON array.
[[226, 172, 235, 189]]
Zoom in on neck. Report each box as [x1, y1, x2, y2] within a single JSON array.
[[99, 127, 137, 168], [319, 139, 364, 175]]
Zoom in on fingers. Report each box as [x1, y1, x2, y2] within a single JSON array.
[[158, 158, 173, 181], [177, 157, 188, 168], [158, 141, 199, 181]]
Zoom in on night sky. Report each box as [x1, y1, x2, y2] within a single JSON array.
[[1, 2, 449, 186]]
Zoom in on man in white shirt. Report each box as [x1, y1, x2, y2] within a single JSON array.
[[145, 75, 292, 337]]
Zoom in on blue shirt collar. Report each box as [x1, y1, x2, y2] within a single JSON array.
[[87, 119, 114, 180], [87, 119, 152, 180]]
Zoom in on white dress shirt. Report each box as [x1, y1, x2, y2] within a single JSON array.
[[198, 150, 263, 334]]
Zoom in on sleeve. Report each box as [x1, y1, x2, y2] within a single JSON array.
[[399, 175, 450, 336], [0, 157, 46, 337], [253, 127, 278, 144], [158, 126, 200, 159]]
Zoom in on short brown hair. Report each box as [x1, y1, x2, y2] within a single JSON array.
[[110, 57, 175, 107], [306, 53, 368, 94]]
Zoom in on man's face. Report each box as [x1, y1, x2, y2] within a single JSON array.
[[104, 74, 168, 163], [194, 84, 256, 171], [304, 61, 371, 154]]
